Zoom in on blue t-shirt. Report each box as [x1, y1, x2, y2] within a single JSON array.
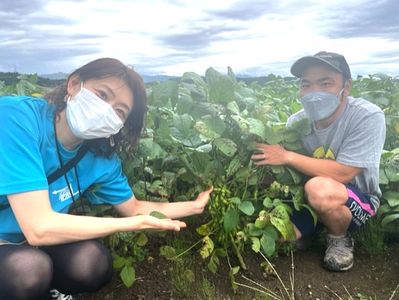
[[0, 96, 133, 243]]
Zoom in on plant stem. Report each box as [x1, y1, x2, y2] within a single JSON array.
[[142, 157, 148, 200], [389, 283, 399, 300], [259, 251, 290, 299], [324, 285, 343, 300], [290, 250, 295, 300], [230, 234, 247, 270], [342, 285, 354, 300], [241, 275, 280, 299], [171, 237, 205, 260], [233, 281, 281, 300]]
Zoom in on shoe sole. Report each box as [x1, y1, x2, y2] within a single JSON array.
[[323, 261, 353, 272]]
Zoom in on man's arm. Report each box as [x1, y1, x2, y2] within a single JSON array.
[[251, 143, 361, 183], [285, 150, 361, 183]]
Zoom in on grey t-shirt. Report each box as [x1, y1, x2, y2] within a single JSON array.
[[286, 96, 386, 209]]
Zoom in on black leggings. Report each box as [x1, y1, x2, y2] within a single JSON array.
[[0, 240, 113, 300]]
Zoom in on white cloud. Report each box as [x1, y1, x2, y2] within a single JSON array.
[[0, 0, 398, 76]]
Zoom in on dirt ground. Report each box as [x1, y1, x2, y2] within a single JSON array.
[[76, 233, 399, 300]]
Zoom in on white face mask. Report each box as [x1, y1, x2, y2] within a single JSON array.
[[299, 88, 344, 121], [66, 83, 124, 139]]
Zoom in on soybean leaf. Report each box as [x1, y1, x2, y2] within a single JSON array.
[[239, 201, 255, 216], [200, 236, 214, 259], [381, 213, 399, 227], [196, 223, 212, 236], [260, 233, 275, 257], [223, 208, 239, 233], [383, 191, 399, 207], [113, 255, 127, 269], [136, 233, 148, 247], [247, 118, 266, 139], [138, 138, 166, 159], [150, 211, 167, 219], [170, 114, 202, 147], [205, 67, 235, 104], [251, 237, 261, 253], [120, 265, 136, 288], [160, 246, 176, 259], [214, 138, 237, 157], [208, 252, 219, 274]]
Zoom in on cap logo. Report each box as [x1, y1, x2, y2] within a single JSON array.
[[318, 54, 334, 59]]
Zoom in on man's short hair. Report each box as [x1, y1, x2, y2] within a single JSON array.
[[290, 51, 351, 80]]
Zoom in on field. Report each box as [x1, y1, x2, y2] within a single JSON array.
[[74, 229, 399, 299], [2, 70, 399, 299]]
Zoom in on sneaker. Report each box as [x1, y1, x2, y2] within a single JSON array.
[[323, 233, 354, 271], [49, 289, 74, 300]]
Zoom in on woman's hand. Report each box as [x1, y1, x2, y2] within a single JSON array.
[[192, 187, 213, 214], [130, 215, 187, 232], [115, 187, 214, 220]]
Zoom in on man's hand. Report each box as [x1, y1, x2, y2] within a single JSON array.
[[251, 143, 291, 166]]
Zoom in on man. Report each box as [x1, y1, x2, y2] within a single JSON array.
[[251, 51, 386, 271]]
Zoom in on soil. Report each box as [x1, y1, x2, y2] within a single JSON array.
[[76, 231, 399, 300]]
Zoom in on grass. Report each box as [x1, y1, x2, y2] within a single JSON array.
[[353, 218, 387, 256], [324, 283, 399, 300], [162, 235, 198, 298], [159, 219, 393, 299], [233, 251, 296, 300], [230, 221, 394, 300], [201, 277, 217, 300], [169, 258, 196, 298]]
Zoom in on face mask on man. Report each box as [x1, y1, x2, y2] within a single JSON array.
[[299, 88, 344, 121], [66, 83, 124, 139]]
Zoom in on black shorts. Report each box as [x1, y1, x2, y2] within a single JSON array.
[[292, 183, 376, 237], [344, 183, 376, 231]]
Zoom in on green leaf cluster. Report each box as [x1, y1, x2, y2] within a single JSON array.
[[3, 70, 399, 286]]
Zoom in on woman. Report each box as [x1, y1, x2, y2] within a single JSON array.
[[0, 58, 212, 300]]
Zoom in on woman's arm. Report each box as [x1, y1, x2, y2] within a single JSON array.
[[8, 190, 186, 246], [114, 187, 213, 218]]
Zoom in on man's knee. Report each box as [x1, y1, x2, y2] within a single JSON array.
[[304, 177, 331, 211], [304, 177, 347, 212]]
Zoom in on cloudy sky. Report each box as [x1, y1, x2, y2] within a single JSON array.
[[0, 0, 398, 77]]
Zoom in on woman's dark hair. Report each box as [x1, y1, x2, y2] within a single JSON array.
[[45, 58, 147, 157]]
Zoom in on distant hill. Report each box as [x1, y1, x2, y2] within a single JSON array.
[[39, 73, 179, 84], [142, 73, 298, 85], [0, 72, 64, 87], [1, 71, 296, 87], [142, 74, 295, 85], [141, 74, 180, 83], [38, 73, 294, 85], [39, 72, 68, 80]]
